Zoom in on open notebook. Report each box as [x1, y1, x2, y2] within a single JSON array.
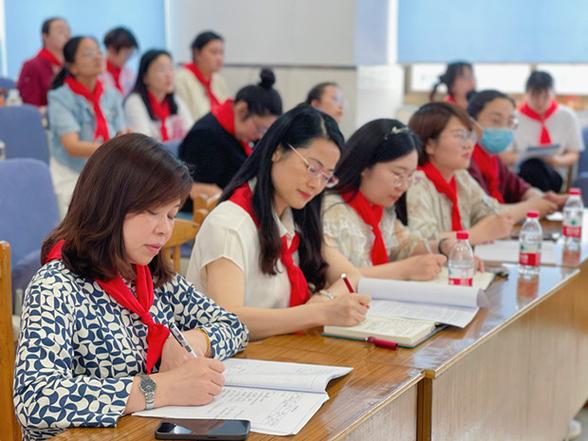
[[134, 358, 352, 436], [324, 272, 494, 347]]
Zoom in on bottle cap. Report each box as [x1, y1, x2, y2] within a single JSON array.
[[527, 211, 539, 218], [569, 188, 581, 196], [456, 230, 469, 240]]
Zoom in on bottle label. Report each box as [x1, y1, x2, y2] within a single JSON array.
[[519, 252, 540, 266], [563, 225, 582, 239], [449, 277, 473, 287]]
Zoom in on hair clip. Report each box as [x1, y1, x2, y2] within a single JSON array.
[[390, 126, 409, 135]]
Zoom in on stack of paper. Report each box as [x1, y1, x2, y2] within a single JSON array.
[[475, 240, 556, 265], [134, 359, 352, 435]]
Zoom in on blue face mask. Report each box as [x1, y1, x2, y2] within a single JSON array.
[[480, 128, 513, 154]]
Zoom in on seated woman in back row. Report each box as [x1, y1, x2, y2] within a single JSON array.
[[186, 105, 370, 340], [14, 134, 248, 441], [124, 49, 192, 142], [406, 102, 514, 244], [322, 119, 448, 281]]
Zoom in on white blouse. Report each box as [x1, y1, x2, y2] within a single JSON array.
[[174, 68, 231, 121], [322, 193, 421, 268], [186, 198, 299, 309], [406, 169, 502, 240], [124, 93, 193, 142]]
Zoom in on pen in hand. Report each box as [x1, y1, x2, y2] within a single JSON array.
[[168, 322, 199, 358], [340, 273, 355, 294]]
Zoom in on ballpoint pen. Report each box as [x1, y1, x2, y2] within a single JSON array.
[[168, 322, 199, 358]]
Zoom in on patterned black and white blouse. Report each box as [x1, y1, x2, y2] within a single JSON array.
[[13, 260, 249, 441]]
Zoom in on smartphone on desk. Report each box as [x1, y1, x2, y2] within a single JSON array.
[[155, 419, 250, 440]]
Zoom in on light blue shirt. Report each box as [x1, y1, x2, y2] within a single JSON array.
[[48, 83, 126, 172]]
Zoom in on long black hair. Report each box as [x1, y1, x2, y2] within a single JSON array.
[[333, 119, 421, 224], [129, 49, 178, 120], [235, 68, 282, 117], [222, 104, 344, 290], [52, 36, 94, 89], [429, 61, 473, 102]]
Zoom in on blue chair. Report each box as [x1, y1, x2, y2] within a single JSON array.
[[0, 77, 16, 90], [0, 159, 59, 306], [161, 139, 181, 157], [0, 104, 49, 164], [577, 126, 588, 177]]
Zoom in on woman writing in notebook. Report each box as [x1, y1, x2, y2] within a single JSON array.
[[178, 68, 282, 212], [406, 102, 515, 244], [48, 36, 128, 217], [467, 89, 566, 220], [186, 105, 370, 340], [14, 134, 248, 441], [322, 119, 448, 281]]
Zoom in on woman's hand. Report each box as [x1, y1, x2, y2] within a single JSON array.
[[471, 213, 514, 244], [156, 357, 225, 407], [159, 329, 209, 373], [397, 254, 447, 281], [320, 292, 370, 327]]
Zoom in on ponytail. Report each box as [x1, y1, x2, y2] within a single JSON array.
[[51, 67, 70, 89]]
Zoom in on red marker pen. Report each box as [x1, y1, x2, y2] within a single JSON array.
[[340, 273, 355, 294], [367, 336, 398, 350]]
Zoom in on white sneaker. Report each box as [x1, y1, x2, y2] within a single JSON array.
[[567, 419, 582, 440]]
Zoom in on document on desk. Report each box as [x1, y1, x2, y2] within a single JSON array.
[[134, 359, 352, 435], [475, 240, 557, 264], [357, 277, 485, 328]]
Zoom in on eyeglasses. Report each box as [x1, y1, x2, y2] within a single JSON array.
[[288, 144, 339, 188], [440, 129, 477, 144], [390, 171, 421, 188]]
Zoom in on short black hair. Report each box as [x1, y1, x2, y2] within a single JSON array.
[[467, 90, 515, 120], [526, 71, 554, 93], [103, 27, 139, 52], [41, 17, 65, 35], [306, 82, 338, 105], [191, 31, 223, 51]]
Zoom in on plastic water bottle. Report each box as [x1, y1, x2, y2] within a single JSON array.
[[448, 230, 475, 286], [563, 187, 583, 250], [519, 211, 542, 278], [0, 139, 5, 160]]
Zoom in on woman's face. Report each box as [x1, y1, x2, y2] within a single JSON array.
[[451, 66, 476, 97], [144, 54, 175, 97], [425, 116, 476, 172], [123, 199, 180, 265], [526, 89, 555, 115], [107, 46, 136, 68], [311, 85, 344, 123], [359, 150, 418, 208], [233, 101, 277, 143], [70, 38, 104, 78], [194, 39, 224, 73], [271, 138, 340, 211], [474, 97, 516, 138]]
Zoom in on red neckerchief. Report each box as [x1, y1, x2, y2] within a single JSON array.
[[44, 240, 170, 373], [184, 63, 221, 112], [340, 191, 387, 265], [472, 144, 504, 203], [229, 183, 309, 307], [211, 99, 252, 156], [106, 60, 123, 93], [37, 48, 62, 67], [518, 100, 558, 145], [147, 91, 171, 141], [444, 95, 457, 104], [419, 162, 463, 231], [64, 76, 110, 142]]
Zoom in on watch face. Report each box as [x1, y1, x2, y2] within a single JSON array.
[[141, 376, 156, 393]]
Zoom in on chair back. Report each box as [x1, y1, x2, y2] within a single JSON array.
[[164, 219, 199, 273], [0, 241, 22, 441], [0, 159, 59, 296], [0, 104, 49, 164], [0, 77, 16, 90]]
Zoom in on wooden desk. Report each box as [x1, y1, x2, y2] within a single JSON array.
[[270, 266, 583, 441], [52, 340, 422, 441]]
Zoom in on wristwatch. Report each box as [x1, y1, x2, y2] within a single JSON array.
[[138, 373, 156, 410]]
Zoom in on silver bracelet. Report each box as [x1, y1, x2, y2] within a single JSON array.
[[318, 289, 334, 300]]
